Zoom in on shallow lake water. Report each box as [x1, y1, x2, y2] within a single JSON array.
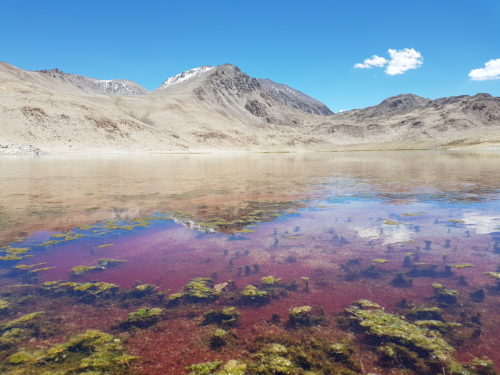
[[1, 151, 500, 374]]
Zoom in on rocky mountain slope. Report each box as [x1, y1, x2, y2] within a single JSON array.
[[0, 62, 498, 154], [36, 68, 148, 96]]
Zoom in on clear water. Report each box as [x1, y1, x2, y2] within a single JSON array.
[[1, 151, 499, 374]]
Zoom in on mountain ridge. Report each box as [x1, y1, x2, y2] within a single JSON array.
[[0, 61, 498, 154]]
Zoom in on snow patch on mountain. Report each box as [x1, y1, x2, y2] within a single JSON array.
[[160, 66, 214, 89]]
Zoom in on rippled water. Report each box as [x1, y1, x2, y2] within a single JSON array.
[[1, 151, 500, 374]]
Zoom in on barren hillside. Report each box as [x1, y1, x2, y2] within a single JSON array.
[[0, 62, 499, 154]]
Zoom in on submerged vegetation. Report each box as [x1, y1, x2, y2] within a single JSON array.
[[1, 329, 136, 374], [1, 178, 500, 375]]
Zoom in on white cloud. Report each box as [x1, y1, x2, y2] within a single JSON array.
[[354, 48, 423, 76], [354, 55, 388, 69], [385, 48, 423, 75], [469, 59, 500, 81]]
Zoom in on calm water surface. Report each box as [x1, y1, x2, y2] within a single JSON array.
[[1, 151, 499, 374]]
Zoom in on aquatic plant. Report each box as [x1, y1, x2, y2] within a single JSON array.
[[432, 284, 459, 306], [2, 329, 136, 374], [209, 328, 230, 349], [187, 360, 247, 375], [71, 265, 101, 276], [0, 311, 56, 350], [202, 307, 240, 327], [287, 305, 323, 327], [167, 278, 220, 305], [2, 247, 30, 255], [343, 300, 461, 373], [260, 275, 282, 287], [452, 263, 474, 269], [119, 307, 163, 329], [71, 259, 127, 276], [42, 281, 119, 301], [0, 298, 10, 313], [240, 285, 269, 305], [373, 258, 390, 264], [406, 307, 443, 322]]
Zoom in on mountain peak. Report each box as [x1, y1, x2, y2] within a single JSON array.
[[159, 65, 214, 89]]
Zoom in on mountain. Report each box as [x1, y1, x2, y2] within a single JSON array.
[[0, 61, 498, 154], [257, 79, 333, 116], [156, 64, 333, 124], [36, 68, 148, 96], [158, 66, 214, 89], [337, 94, 430, 119]]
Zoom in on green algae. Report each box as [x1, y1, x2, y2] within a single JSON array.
[[0, 299, 10, 313], [71, 259, 126, 276], [35, 240, 62, 247], [406, 307, 443, 322], [1, 329, 136, 375], [209, 328, 230, 349], [167, 278, 220, 305], [260, 275, 282, 286], [432, 284, 459, 306], [71, 265, 101, 276], [342, 300, 480, 374], [0, 312, 51, 350], [240, 285, 269, 305], [202, 307, 240, 327], [42, 281, 119, 300], [453, 263, 474, 269], [119, 307, 163, 329], [485, 272, 500, 279], [3, 248, 30, 255], [287, 306, 323, 327], [187, 360, 247, 375], [1, 312, 45, 331], [125, 283, 159, 299]]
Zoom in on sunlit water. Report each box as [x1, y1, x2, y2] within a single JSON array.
[[1, 151, 500, 374]]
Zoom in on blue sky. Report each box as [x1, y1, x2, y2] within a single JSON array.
[[1, 0, 499, 111]]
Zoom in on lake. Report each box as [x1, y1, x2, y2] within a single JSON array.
[[1, 151, 500, 375]]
